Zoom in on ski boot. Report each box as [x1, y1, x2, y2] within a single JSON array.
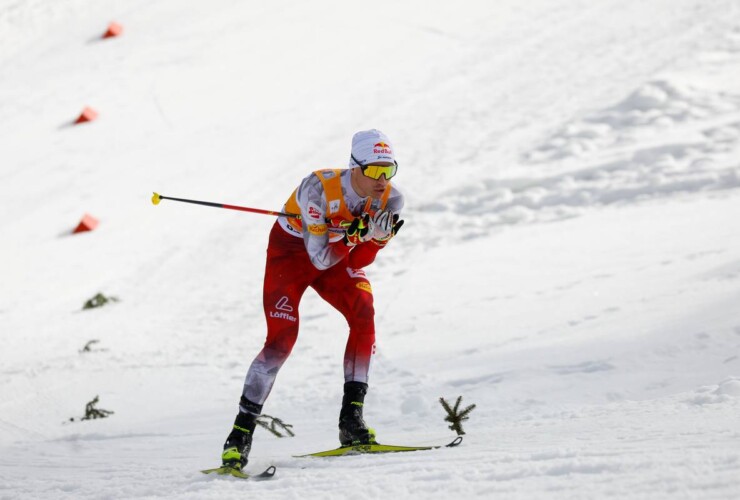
[[222, 399, 262, 470], [338, 381, 376, 446]]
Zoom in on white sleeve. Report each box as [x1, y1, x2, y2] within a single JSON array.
[[295, 175, 348, 271]]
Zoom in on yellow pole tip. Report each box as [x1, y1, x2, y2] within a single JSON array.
[[152, 192, 161, 205]]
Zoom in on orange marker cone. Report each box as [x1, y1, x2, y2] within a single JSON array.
[[102, 22, 123, 39], [74, 107, 98, 125], [73, 214, 99, 234]]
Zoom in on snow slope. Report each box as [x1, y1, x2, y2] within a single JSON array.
[[1, 1, 740, 498]]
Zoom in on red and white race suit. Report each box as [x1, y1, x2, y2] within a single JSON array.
[[241, 168, 404, 406]]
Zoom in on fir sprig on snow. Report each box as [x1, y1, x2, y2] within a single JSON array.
[[69, 395, 115, 422], [79, 339, 101, 353], [439, 396, 476, 435], [256, 414, 295, 438], [82, 395, 114, 420], [82, 292, 119, 310]]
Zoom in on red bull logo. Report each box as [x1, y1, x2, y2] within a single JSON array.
[[373, 142, 392, 155]]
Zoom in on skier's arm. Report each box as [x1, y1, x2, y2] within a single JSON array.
[[296, 176, 350, 271], [348, 242, 381, 269]]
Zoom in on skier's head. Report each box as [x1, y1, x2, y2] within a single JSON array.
[[349, 129, 397, 175], [349, 129, 397, 199]]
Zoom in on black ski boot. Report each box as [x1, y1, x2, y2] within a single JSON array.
[[222, 398, 262, 470], [338, 381, 376, 446]]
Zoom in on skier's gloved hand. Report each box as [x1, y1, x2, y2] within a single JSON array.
[[371, 209, 395, 241], [373, 214, 404, 247], [342, 213, 375, 247]]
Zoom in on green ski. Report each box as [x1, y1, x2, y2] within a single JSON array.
[[201, 464, 276, 480], [295, 436, 463, 457]]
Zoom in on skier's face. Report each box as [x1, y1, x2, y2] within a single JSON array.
[[351, 163, 393, 199]]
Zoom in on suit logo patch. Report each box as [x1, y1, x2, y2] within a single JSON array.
[[329, 199, 341, 214], [270, 296, 297, 322], [275, 296, 294, 312], [308, 223, 328, 236]]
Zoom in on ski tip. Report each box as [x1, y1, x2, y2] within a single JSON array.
[[248, 465, 277, 480], [201, 465, 261, 480], [448, 436, 464, 447]]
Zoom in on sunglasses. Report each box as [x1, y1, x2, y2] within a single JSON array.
[[351, 154, 398, 180]]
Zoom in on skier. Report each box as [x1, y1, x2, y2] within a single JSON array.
[[221, 129, 405, 470]]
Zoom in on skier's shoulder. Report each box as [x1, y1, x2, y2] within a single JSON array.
[[296, 171, 330, 206], [297, 168, 344, 192]]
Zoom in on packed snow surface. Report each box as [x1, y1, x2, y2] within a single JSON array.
[[1, 1, 740, 499]]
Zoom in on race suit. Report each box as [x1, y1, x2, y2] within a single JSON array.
[[241, 168, 404, 407]]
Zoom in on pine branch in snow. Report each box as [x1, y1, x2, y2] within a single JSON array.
[[82, 292, 119, 310], [256, 414, 295, 438], [69, 395, 115, 422], [80, 339, 100, 353], [440, 396, 476, 436]]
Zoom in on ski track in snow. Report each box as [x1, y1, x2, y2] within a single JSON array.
[[2, 1, 740, 499], [416, 77, 740, 242]]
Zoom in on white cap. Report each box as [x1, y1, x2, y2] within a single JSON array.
[[349, 129, 395, 167]]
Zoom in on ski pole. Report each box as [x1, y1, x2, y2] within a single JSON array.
[[151, 192, 301, 219]]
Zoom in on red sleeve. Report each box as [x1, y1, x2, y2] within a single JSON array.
[[347, 242, 382, 269]]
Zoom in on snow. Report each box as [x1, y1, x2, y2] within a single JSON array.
[[1, 0, 740, 498]]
